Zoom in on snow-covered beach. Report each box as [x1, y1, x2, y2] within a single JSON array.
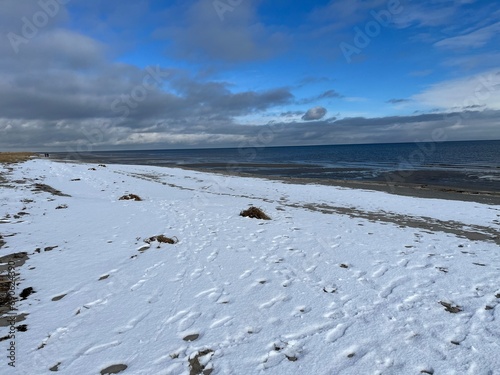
[[1, 158, 499, 374]]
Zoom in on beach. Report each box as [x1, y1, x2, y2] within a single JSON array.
[[1, 157, 499, 374]]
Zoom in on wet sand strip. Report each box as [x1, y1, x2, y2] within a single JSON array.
[[190, 167, 500, 206], [286, 201, 500, 245]]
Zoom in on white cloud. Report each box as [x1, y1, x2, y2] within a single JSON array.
[[434, 22, 500, 49], [412, 69, 500, 111]]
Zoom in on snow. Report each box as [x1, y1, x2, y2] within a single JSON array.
[[1, 159, 499, 374]]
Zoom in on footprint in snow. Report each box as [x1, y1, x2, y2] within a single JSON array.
[[259, 295, 290, 309], [239, 269, 254, 279], [190, 268, 204, 279], [209, 316, 234, 329], [372, 265, 389, 278], [207, 250, 218, 262], [260, 340, 303, 369], [178, 312, 202, 331], [130, 279, 147, 291], [114, 310, 151, 334]]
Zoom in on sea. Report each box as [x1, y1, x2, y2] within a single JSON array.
[[54, 140, 500, 192]]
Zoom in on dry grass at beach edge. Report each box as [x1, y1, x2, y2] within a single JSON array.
[[0, 152, 36, 164]]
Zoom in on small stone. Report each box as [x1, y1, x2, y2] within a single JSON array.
[[49, 362, 61, 372], [100, 364, 127, 375], [16, 324, 28, 332], [51, 294, 66, 302], [183, 333, 200, 342]]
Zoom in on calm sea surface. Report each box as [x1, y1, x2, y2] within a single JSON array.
[[54, 140, 500, 191]]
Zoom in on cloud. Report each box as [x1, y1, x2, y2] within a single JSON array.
[[318, 90, 343, 99], [309, 0, 388, 29], [153, 0, 289, 62], [434, 22, 500, 49], [0, 0, 69, 35], [412, 69, 500, 111], [280, 111, 303, 118], [2, 108, 500, 151], [271, 110, 500, 146], [1, 0, 499, 152], [443, 52, 500, 70], [0, 8, 296, 151], [0, 24, 294, 123], [299, 90, 343, 104], [393, 2, 458, 29], [302, 106, 327, 121], [387, 98, 410, 104]]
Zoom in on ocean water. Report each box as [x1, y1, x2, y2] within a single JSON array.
[[55, 140, 500, 191]]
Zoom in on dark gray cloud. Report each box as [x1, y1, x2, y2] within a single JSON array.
[[0, 4, 296, 151], [0, 0, 69, 36], [302, 106, 327, 121], [2, 108, 500, 151], [280, 111, 304, 118], [0, 21, 294, 124]]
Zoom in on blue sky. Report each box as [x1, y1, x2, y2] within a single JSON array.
[[0, 0, 499, 150]]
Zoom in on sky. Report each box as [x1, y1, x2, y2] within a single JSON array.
[[0, 0, 499, 151]]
